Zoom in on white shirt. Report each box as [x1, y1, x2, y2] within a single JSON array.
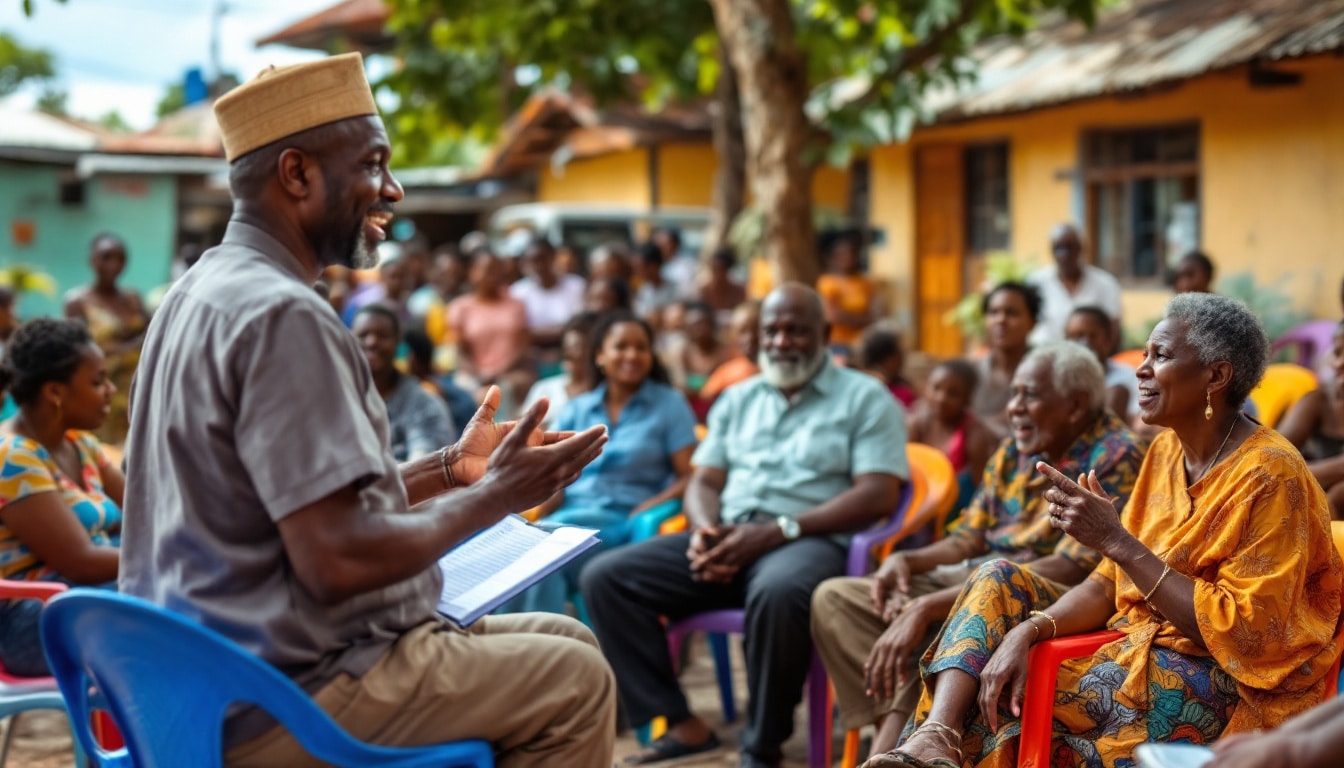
[[509, 274, 586, 330], [520, 374, 575, 430], [1028, 264, 1123, 345]]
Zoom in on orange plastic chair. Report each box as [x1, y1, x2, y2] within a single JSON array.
[[1017, 520, 1344, 767], [877, 444, 958, 560], [836, 446, 956, 767], [1247, 363, 1319, 428], [1110, 349, 1146, 370]]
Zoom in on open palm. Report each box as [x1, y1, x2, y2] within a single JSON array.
[[452, 386, 548, 485]]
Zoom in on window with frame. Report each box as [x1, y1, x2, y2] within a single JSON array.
[[1083, 124, 1200, 283], [965, 142, 1011, 254]]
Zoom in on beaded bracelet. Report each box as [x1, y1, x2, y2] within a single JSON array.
[[1143, 562, 1172, 604]]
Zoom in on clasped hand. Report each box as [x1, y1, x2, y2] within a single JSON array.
[[686, 522, 782, 583], [1036, 463, 1126, 554]]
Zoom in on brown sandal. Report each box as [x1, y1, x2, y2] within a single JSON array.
[[859, 720, 963, 768]]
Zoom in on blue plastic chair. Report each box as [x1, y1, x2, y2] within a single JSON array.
[[40, 590, 494, 768]]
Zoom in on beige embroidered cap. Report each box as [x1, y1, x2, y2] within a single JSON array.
[[214, 52, 378, 162]]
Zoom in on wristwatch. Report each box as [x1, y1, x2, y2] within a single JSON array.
[[776, 515, 802, 541]]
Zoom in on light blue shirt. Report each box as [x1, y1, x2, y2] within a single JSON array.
[[693, 361, 909, 524], [554, 380, 699, 515]]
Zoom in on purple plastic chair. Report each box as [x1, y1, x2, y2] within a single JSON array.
[[664, 483, 914, 768], [1270, 320, 1339, 369]]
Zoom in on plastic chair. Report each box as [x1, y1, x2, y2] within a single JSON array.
[[665, 482, 916, 768], [1018, 520, 1344, 767], [836, 447, 961, 767], [1270, 320, 1339, 370], [878, 444, 958, 559], [1247, 363, 1319, 428], [41, 590, 495, 768], [1109, 349, 1146, 370], [0, 580, 88, 768]]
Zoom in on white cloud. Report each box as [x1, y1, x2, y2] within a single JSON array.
[[1, 0, 336, 130]]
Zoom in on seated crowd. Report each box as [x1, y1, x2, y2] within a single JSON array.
[[2, 54, 1344, 768]]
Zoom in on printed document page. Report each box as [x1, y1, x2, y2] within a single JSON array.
[[437, 514, 598, 625]]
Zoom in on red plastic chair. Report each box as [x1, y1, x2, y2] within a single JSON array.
[[1018, 520, 1344, 767], [0, 580, 74, 767]]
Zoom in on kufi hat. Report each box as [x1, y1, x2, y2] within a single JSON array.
[[214, 52, 378, 162]]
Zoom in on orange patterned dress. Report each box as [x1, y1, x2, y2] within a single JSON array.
[[906, 426, 1343, 767]]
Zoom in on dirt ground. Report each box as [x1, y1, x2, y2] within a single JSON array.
[[4, 634, 855, 767]]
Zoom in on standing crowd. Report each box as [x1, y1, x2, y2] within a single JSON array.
[[2, 52, 1344, 768]]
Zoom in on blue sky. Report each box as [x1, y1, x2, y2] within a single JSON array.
[[1, 0, 337, 129]]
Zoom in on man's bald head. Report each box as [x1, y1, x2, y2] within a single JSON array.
[[762, 282, 826, 334], [758, 283, 830, 392]]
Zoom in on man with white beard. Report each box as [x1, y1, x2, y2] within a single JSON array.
[[583, 283, 909, 768]]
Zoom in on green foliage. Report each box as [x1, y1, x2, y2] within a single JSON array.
[[380, 0, 716, 166], [21, 0, 67, 16], [381, 0, 1100, 167], [1214, 271, 1311, 342], [0, 31, 54, 97], [35, 85, 67, 116], [156, 83, 185, 118], [95, 109, 132, 133], [943, 251, 1037, 339]]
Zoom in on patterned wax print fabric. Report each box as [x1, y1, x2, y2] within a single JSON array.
[[0, 431, 121, 580], [904, 426, 1342, 768], [948, 410, 1145, 573]]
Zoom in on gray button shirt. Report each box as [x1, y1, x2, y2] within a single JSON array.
[[119, 222, 441, 699]]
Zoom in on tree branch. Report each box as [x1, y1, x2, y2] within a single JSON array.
[[844, 1, 979, 113]]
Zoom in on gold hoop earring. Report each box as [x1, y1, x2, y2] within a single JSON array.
[[1204, 391, 1213, 421]]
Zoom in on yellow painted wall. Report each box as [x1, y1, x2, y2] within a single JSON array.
[[869, 54, 1344, 353], [537, 148, 651, 205], [655, 143, 718, 206], [540, 140, 854, 218]]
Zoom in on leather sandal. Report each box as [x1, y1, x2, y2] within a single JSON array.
[[859, 719, 963, 768]]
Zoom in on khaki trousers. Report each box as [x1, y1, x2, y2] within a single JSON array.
[[226, 613, 616, 768], [811, 564, 972, 731]]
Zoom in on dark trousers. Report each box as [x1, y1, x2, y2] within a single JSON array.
[[580, 531, 847, 758]]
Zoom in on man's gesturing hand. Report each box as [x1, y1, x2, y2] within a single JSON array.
[[450, 387, 583, 486], [485, 396, 607, 512]]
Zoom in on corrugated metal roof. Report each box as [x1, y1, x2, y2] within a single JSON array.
[[0, 108, 100, 152], [927, 0, 1344, 121]]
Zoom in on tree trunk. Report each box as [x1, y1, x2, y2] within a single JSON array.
[[708, 0, 818, 286], [700, 39, 746, 264]]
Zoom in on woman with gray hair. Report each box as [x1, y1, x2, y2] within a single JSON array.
[[865, 293, 1343, 768], [814, 340, 1145, 759]]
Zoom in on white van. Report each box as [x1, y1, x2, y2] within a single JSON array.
[[487, 203, 712, 261]]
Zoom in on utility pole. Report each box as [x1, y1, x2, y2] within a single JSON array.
[[210, 0, 231, 85]]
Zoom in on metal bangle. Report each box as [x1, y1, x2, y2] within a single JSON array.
[[1029, 610, 1058, 640], [438, 447, 457, 490], [1143, 562, 1172, 604]]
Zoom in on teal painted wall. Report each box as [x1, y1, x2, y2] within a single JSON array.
[[1, 160, 176, 319]]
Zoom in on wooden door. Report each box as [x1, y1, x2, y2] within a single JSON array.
[[914, 145, 966, 357]]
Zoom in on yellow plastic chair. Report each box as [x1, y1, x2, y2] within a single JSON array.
[[1248, 363, 1319, 428]]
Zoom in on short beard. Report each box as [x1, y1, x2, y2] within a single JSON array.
[[758, 347, 827, 390]]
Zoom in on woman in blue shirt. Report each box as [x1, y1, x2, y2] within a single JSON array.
[[509, 311, 698, 614]]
